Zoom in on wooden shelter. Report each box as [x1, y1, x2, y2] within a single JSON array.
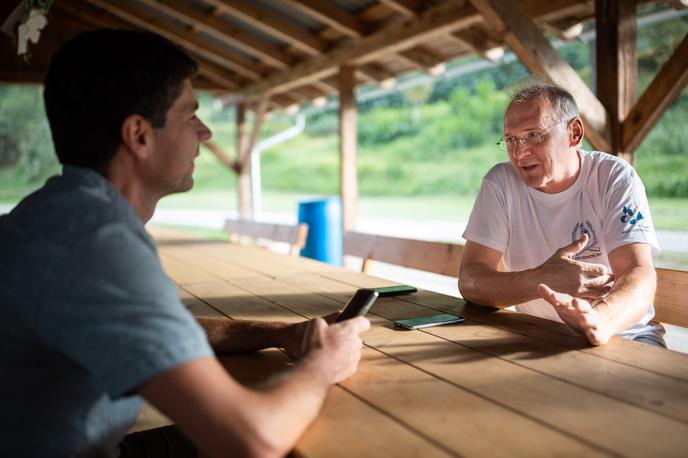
[[2, 0, 687, 229]]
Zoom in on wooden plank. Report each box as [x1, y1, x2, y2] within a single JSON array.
[[136, 0, 293, 70], [595, 0, 636, 163], [163, 245, 267, 282], [204, 0, 327, 56], [82, 0, 262, 81], [339, 65, 358, 232], [280, 0, 366, 38], [158, 252, 224, 285], [297, 387, 454, 458], [264, 274, 688, 455], [654, 267, 688, 327], [468, 0, 612, 152], [622, 33, 688, 154], [205, 276, 612, 456], [236, 2, 482, 99], [343, 231, 463, 276], [343, 347, 609, 457]]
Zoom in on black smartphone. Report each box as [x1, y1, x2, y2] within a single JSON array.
[[394, 313, 464, 330], [336, 289, 379, 322], [374, 285, 418, 297]]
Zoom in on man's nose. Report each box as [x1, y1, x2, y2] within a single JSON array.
[[198, 119, 212, 141], [510, 141, 531, 160]]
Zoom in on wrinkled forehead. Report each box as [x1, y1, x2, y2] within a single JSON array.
[[503, 96, 557, 134]]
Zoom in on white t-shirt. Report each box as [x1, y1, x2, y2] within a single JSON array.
[[463, 150, 660, 338]]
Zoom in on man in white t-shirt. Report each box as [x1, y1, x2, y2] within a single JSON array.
[[459, 84, 664, 347]]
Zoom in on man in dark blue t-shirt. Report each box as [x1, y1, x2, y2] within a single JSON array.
[[0, 29, 369, 458]]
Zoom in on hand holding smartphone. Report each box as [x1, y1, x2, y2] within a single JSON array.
[[336, 289, 379, 323]]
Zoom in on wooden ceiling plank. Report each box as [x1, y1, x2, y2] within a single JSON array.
[[377, 0, 426, 18], [137, 0, 293, 70], [280, 0, 366, 38], [468, 0, 611, 152], [622, 33, 688, 154], [237, 1, 482, 99], [54, 1, 238, 92], [82, 0, 263, 81], [205, 0, 327, 56]]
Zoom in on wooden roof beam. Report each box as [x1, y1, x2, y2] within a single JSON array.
[[377, 0, 427, 18], [468, 0, 611, 152], [82, 0, 263, 81], [204, 0, 327, 56], [237, 1, 482, 99], [280, 0, 367, 38], [136, 0, 293, 70], [623, 33, 688, 154], [55, 2, 239, 93]]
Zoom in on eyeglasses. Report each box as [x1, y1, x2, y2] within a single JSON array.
[[497, 119, 567, 152]]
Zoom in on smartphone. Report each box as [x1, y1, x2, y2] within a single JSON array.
[[336, 289, 380, 322], [394, 313, 464, 330], [374, 284, 418, 297]]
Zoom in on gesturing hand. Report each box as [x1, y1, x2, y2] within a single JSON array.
[[537, 284, 613, 345], [538, 234, 614, 300]]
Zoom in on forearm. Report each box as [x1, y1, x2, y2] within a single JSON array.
[[459, 263, 540, 307], [241, 356, 332, 455], [594, 265, 656, 334], [198, 317, 293, 354]]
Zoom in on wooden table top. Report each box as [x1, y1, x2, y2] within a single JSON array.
[[149, 226, 688, 457]]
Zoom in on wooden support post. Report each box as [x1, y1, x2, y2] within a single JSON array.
[[339, 65, 357, 232], [596, 0, 636, 163], [236, 102, 251, 220]]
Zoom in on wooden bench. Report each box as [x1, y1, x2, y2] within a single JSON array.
[[224, 219, 308, 257], [654, 267, 688, 328], [343, 231, 464, 276]]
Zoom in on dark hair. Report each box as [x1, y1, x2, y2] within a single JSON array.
[[508, 83, 580, 122], [43, 29, 197, 172]]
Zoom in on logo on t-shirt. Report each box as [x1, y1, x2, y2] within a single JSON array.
[[620, 204, 651, 233], [571, 220, 602, 260]]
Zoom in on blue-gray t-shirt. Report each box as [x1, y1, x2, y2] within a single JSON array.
[[0, 166, 213, 457]]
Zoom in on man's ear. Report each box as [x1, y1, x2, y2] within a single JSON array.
[[569, 117, 584, 147], [121, 114, 154, 159]]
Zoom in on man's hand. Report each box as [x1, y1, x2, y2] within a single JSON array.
[[537, 284, 613, 345], [299, 315, 370, 384], [281, 312, 340, 358], [537, 234, 614, 300]]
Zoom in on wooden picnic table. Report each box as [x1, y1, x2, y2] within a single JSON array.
[[148, 225, 688, 457]]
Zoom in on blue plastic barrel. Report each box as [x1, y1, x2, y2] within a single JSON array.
[[298, 197, 343, 266]]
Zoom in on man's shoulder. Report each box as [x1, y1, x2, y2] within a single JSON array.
[[582, 150, 636, 179], [484, 162, 518, 183]]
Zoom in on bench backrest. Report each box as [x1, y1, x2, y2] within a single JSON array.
[[654, 267, 688, 328], [224, 219, 309, 256], [343, 231, 463, 276]]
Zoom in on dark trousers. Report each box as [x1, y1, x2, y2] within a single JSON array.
[[120, 426, 198, 458]]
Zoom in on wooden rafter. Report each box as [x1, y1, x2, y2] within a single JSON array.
[[377, 0, 427, 18], [136, 0, 293, 70], [204, 0, 327, 56], [281, 0, 367, 38], [623, 33, 688, 154], [81, 0, 262, 81], [469, 0, 612, 152], [54, 1, 239, 92], [237, 1, 482, 99]]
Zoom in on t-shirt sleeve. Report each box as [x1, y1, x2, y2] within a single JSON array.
[[462, 175, 509, 253], [36, 223, 214, 397], [603, 166, 660, 254]]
